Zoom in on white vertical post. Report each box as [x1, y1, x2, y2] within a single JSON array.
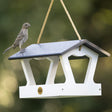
[[21, 59, 36, 86], [46, 56, 59, 84], [84, 54, 98, 84], [79, 46, 99, 84], [60, 55, 76, 84]]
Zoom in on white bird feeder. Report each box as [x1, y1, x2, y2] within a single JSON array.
[[8, 39, 110, 98], [8, 0, 110, 99]]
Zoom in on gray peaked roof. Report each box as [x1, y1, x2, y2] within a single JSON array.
[[8, 39, 110, 60]]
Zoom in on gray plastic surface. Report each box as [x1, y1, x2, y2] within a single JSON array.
[[8, 39, 110, 60]]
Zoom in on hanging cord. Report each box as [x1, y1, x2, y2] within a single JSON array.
[[60, 0, 82, 40], [37, 0, 54, 44]]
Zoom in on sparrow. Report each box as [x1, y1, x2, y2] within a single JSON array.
[[3, 22, 31, 54]]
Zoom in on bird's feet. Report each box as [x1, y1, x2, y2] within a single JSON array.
[[20, 48, 25, 53]]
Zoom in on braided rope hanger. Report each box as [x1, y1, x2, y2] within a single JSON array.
[[37, 0, 82, 44]]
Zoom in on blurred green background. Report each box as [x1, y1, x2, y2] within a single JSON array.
[[0, 0, 112, 112]]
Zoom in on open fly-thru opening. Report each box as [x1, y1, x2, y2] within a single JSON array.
[[30, 59, 50, 85], [69, 59, 89, 83]]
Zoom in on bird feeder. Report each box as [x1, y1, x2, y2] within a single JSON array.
[[8, 0, 110, 99], [8, 39, 110, 98]]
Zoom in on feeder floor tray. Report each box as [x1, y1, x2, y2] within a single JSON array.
[[19, 83, 101, 99]]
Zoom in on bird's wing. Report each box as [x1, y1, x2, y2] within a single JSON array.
[[13, 33, 25, 48]]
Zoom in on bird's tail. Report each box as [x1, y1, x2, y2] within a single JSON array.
[[3, 45, 13, 54]]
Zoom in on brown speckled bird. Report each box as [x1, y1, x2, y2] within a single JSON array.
[[3, 22, 31, 54]]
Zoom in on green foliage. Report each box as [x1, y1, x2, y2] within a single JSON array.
[[0, 0, 112, 112]]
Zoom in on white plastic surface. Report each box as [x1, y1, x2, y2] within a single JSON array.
[[19, 83, 101, 98]]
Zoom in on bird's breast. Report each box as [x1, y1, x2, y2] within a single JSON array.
[[23, 29, 28, 36], [23, 29, 28, 42]]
